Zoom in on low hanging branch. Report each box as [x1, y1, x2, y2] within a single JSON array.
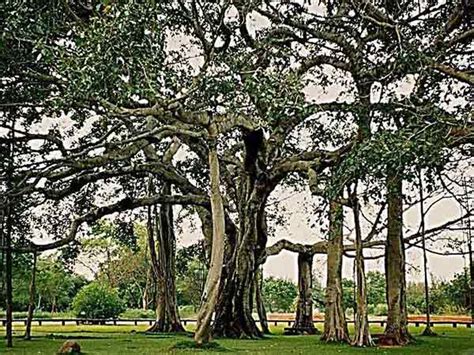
[[10, 193, 209, 253]]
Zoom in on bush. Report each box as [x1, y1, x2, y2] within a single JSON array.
[[367, 304, 375, 315], [439, 304, 467, 315], [179, 305, 197, 318], [374, 303, 388, 316], [72, 282, 124, 319], [120, 308, 155, 319]]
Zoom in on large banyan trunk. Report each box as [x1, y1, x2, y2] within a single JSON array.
[[379, 174, 411, 346], [321, 200, 349, 343], [292, 252, 319, 334], [147, 182, 184, 333], [24, 251, 38, 340], [194, 134, 226, 345], [255, 268, 270, 334], [351, 197, 373, 347], [213, 129, 268, 339]]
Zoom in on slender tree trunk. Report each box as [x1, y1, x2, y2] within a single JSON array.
[[4, 121, 14, 348], [351, 197, 373, 347], [213, 130, 268, 339], [142, 264, 152, 311], [5, 204, 13, 348], [321, 201, 349, 343], [255, 268, 270, 334], [380, 174, 411, 346], [194, 130, 226, 345], [462, 179, 473, 323], [419, 172, 436, 336], [146, 181, 184, 333], [24, 251, 38, 340], [291, 252, 318, 334]]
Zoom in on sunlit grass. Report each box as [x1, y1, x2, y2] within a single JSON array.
[[0, 324, 472, 354]]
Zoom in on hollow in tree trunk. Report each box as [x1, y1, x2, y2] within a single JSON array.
[[146, 182, 184, 333], [321, 201, 349, 343], [24, 251, 38, 340], [379, 174, 411, 346], [255, 268, 270, 334], [213, 129, 268, 339], [291, 252, 319, 334], [351, 197, 373, 347], [194, 132, 226, 345]]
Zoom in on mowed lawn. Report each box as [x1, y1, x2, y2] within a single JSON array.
[[0, 324, 472, 354]]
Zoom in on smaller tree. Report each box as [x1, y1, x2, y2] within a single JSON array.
[[366, 271, 386, 307], [262, 277, 297, 313], [72, 282, 124, 319]]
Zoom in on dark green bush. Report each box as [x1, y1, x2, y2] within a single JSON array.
[[72, 282, 124, 319]]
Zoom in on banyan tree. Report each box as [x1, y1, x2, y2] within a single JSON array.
[[1, 0, 472, 349]]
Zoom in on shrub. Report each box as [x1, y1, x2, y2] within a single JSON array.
[[179, 305, 197, 318], [367, 304, 375, 315], [374, 303, 388, 316], [120, 308, 155, 319], [72, 282, 124, 319]]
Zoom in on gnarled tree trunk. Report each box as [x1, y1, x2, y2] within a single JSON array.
[[147, 182, 184, 333], [291, 252, 318, 334], [380, 174, 411, 346], [213, 129, 268, 339], [194, 134, 226, 345], [321, 200, 349, 343]]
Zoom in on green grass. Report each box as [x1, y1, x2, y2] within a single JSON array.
[[0, 324, 472, 354]]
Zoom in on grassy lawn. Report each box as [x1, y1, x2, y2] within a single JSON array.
[[0, 324, 472, 354]]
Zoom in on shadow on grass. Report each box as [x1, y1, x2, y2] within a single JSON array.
[[44, 334, 114, 340], [144, 330, 194, 338], [171, 340, 230, 352]]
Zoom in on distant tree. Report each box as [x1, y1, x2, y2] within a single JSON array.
[[366, 272, 386, 307], [175, 241, 207, 310], [342, 278, 356, 315], [444, 269, 470, 312], [36, 257, 86, 313], [262, 277, 297, 313], [96, 223, 151, 310]]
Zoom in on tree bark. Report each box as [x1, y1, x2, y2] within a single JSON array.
[[194, 130, 226, 345], [292, 252, 319, 334], [213, 129, 268, 339], [24, 251, 38, 340], [321, 200, 349, 343], [351, 197, 373, 347], [255, 268, 270, 334], [146, 182, 184, 333], [380, 174, 411, 346]]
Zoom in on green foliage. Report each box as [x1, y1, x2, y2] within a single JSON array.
[[6, 255, 87, 313], [72, 282, 124, 319], [366, 271, 386, 306], [407, 269, 470, 315], [373, 303, 388, 316], [262, 277, 297, 313], [342, 278, 356, 314], [119, 308, 155, 319], [176, 242, 207, 309]]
